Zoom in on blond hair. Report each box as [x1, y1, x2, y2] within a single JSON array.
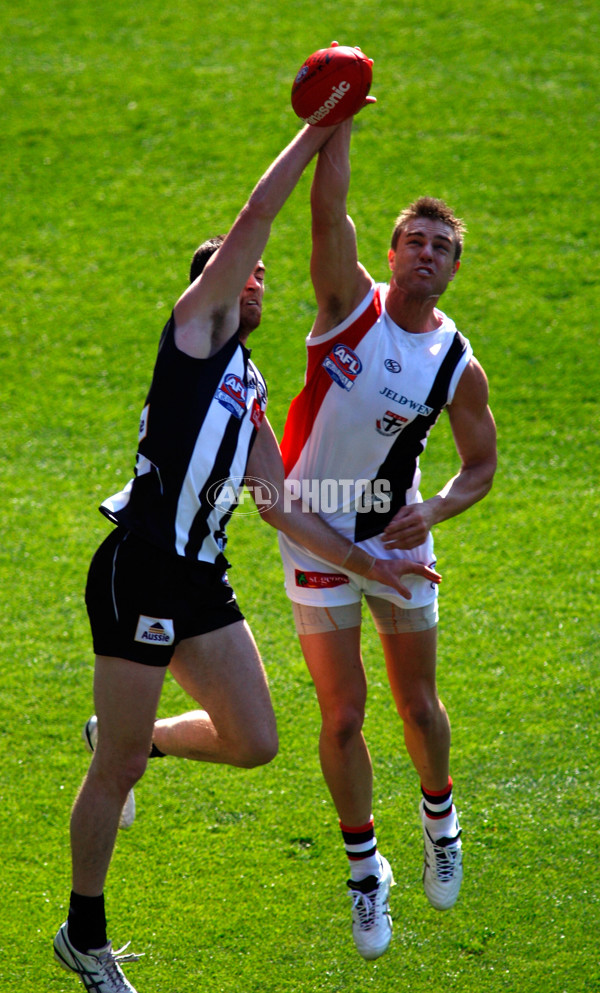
[[390, 197, 466, 260]]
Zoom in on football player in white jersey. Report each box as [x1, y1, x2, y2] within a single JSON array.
[[279, 118, 497, 959]]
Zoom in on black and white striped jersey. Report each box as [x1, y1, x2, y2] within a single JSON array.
[[100, 313, 268, 570]]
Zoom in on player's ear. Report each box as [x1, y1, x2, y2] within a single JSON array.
[[449, 259, 461, 281], [387, 248, 395, 270]]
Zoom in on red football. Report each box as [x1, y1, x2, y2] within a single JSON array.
[[291, 45, 373, 127]]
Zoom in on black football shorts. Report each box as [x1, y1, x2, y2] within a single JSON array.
[[85, 528, 245, 667]]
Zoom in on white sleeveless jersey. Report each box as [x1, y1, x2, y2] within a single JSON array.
[[280, 282, 473, 544]]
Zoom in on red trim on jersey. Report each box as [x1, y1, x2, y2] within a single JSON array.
[[281, 288, 382, 475]]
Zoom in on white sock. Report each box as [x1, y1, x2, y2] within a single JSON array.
[[349, 852, 383, 882], [424, 805, 459, 842]]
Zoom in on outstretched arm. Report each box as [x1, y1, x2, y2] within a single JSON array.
[[174, 123, 339, 358], [382, 358, 497, 549], [309, 118, 373, 336], [247, 417, 441, 600]]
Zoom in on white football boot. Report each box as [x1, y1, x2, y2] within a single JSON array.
[[54, 922, 142, 993], [421, 800, 463, 910], [347, 854, 395, 960], [83, 716, 136, 830]]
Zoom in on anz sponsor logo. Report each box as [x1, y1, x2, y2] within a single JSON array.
[[215, 373, 247, 419], [323, 343, 362, 391]]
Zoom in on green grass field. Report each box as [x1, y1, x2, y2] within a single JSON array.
[[1, 1, 598, 990]]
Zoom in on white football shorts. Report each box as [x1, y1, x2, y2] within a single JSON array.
[[278, 530, 439, 610]]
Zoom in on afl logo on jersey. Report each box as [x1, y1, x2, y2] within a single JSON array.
[[384, 358, 401, 373], [215, 374, 247, 419], [323, 343, 362, 392]]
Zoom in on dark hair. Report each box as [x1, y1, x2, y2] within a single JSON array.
[[390, 197, 466, 260], [189, 234, 226, 284]]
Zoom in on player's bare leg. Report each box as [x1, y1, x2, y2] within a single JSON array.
[[71, 657, 165, 896], [299, 625, 372, 825], [379, 626, 450, 792], [299, 625, 394, 959], [153, 619, 278, 769], [380, 626, 462, 910]]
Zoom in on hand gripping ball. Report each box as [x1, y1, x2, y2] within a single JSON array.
[[291, 44, 373, 127]]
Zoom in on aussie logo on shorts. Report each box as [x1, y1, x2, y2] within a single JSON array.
[[134, 615, 175, 646], [295, 570, 350, 589], [215, 373, 247, 419], [323, 343, 362, 392]]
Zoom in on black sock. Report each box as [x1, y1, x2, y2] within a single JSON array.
[[67, 891, 107, 953]]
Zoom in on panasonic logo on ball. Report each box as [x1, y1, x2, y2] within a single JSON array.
[[305, 81, 351, 124]]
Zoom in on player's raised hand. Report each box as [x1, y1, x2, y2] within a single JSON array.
[[291, 42, 374, 126]]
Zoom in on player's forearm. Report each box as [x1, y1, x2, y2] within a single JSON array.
[[310, 119, 352, 221], [248, 124, 337, 223], [247, 418, 375, 577], [428, 460, 496, 525], [263, 500, 376, 577]]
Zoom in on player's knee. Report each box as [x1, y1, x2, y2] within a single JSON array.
[[234, 725, 279, 768], [322, 702, 365, 747], [92, 748, 147, 797], [115, 752, 148, 792], [399, 694, 438, 732]]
